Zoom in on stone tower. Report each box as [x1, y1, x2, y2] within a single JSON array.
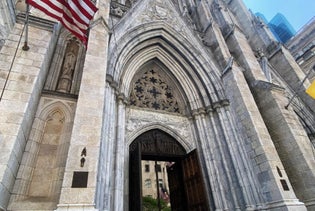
[[0, 0, 315, 210]]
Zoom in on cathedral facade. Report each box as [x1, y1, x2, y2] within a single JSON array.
[[0, 0, 315, 210]]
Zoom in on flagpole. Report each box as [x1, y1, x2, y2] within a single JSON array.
[[22, 2, 30, 51], [0, 19, 27, 101], [285, 65, 315, 109]]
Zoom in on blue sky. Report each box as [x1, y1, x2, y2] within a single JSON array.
[[243, 0, 315, 32]]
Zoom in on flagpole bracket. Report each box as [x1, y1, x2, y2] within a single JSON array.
[[22, 42, 29, 51]]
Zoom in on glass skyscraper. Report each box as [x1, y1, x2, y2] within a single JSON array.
[[269, 13, 296, 43], [255, 12, 296, 43]]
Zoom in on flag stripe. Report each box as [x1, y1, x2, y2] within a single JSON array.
[[55, 0, 89, 31], [76, 0, 98, 16], [28, 0, 63, 20], [62, 4, 89, 31], [61, 18, 87, 42], [80, 0, 98, 14], [61, 10, 87, 35], [29, 0, 87, 33], [70, 0, 98, 27], [69, 0, 92, 24], [27, 0, 98, 45]]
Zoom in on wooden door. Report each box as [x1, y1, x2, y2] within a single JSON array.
[[129, 143, 142, 211], [167, 161, 187, 211], [167, 150, 209, 211], [182, 150, 209, 211]]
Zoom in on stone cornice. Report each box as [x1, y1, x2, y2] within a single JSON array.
[[106, 74, 119, 90], [253, 80, 285, 93], [221, 57, 234, 77], [16, 12, 56, 31], [191, 99, 230, 117], [117, 93, 129, 105]]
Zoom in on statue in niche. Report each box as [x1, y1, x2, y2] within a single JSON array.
[[256, 48, 272, 83], [57, 41, 78, 93]]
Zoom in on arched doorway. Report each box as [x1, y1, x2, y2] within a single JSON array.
[[129, 129, 209, 211]]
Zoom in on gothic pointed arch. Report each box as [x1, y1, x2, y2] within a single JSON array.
[[129, 129, 186, 158], [108, 18, 227, 113], [129, 59, 188, 114], [9, 99, 75, 210], [107, 1, 226, 113], [127, 123, 194, 153], [38, 99, 74, 122]]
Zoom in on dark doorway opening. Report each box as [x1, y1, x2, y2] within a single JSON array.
[[129, 129, 209, 211]]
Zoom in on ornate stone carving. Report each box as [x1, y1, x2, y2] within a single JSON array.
[[129, 68, 183, 114], [126, 108, 191, 145], [137, 0, 186, 34], [129, 129, 186, 157], [140, 1, 169, 22], [110, 1, 129, 18]]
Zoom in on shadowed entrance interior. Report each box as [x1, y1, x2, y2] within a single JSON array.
[[129, 129, 209, 211]]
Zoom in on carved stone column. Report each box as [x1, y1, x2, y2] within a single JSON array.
[[113, 94, 127, 211], [203, 105, 248, 210], [214, 103, 265, 209], [192, 108, 230, 210], [95, 78, 117, 211]]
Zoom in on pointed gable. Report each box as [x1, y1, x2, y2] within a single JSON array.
[[107, 0, 226, 111]]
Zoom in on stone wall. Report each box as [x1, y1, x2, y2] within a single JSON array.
[[0, 21, 57, 209]]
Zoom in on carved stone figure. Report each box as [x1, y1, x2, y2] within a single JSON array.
[[257, 48, 272, 82], [57, 46, 77, 93]]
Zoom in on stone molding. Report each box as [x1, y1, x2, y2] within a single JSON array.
[[110, 1, 129, 18], [56, 203, 97, 211], [16, 13, 56, 31], [253, 80, 285, 92], [126, 108, 193, 152]]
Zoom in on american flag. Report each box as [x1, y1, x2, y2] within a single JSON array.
[[27, 0, 98, 45], [159, 187, 170, 202]]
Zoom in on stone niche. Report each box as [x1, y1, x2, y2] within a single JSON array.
[[8, 98, 75, 210]]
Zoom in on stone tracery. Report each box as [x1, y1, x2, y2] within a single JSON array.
[[129, 66, 183, 114]]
